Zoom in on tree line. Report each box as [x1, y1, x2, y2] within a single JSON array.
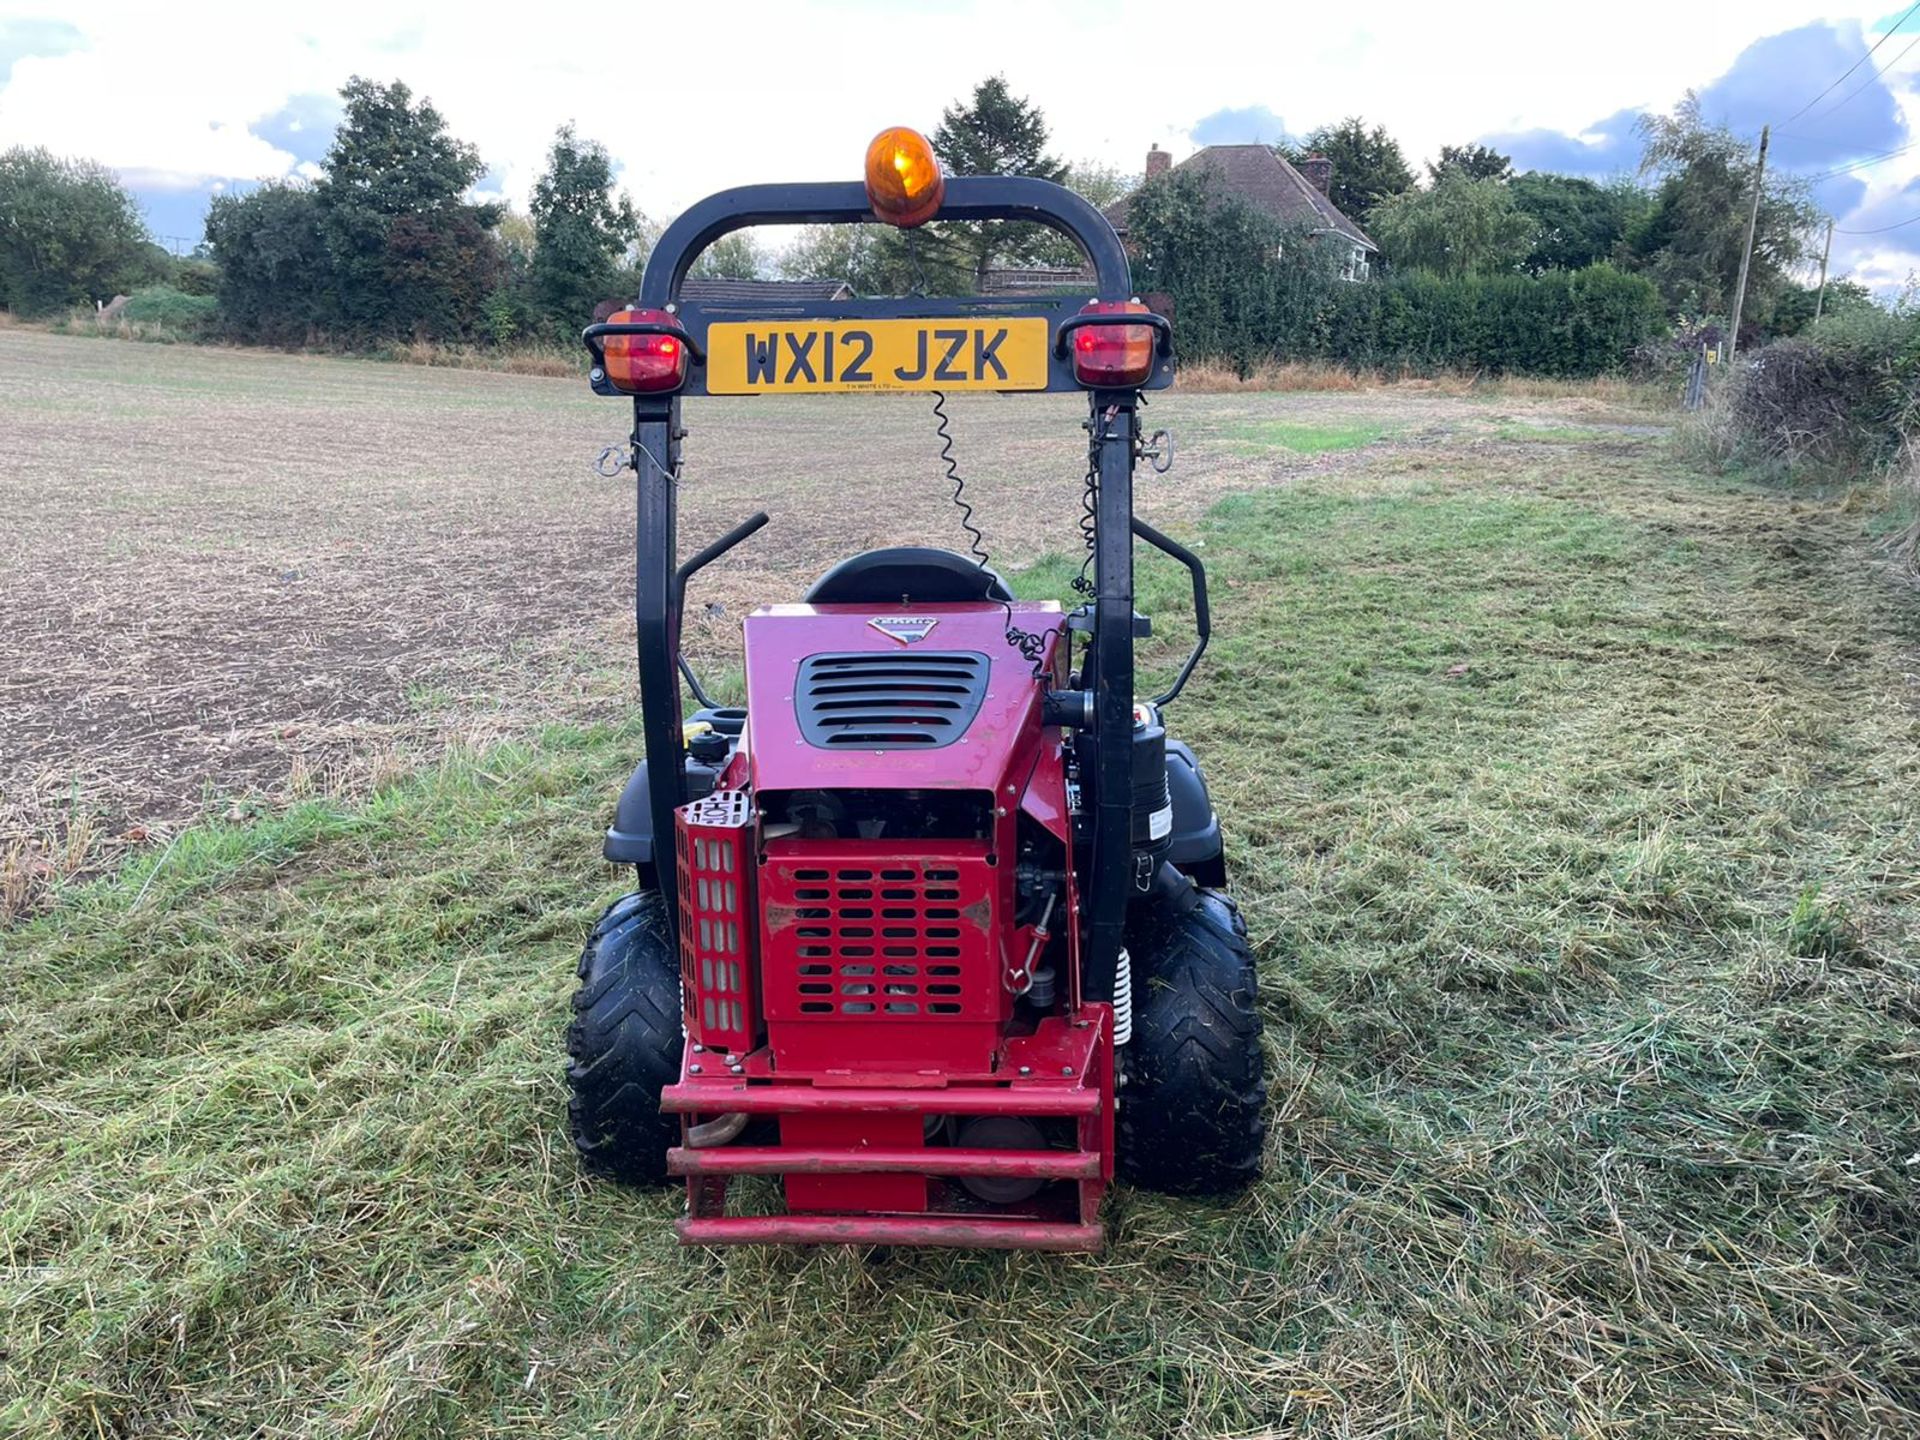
[[1129, 102, 1868, 374], [0, 73, 1874, 375], [0, 75, 1115, 350]]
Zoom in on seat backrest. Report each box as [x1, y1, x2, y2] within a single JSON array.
[[803, 547, 1013, 605]]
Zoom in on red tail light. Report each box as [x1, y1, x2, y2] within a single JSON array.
[[1069, 301, 1156, 387], [601, 308, 689, 394]]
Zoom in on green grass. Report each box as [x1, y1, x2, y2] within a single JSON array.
[[6, 440, 1920, 1437], [1213, 419, 1392, 455], [1491, 422, 1650, 444]]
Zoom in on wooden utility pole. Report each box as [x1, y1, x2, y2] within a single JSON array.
[[1812, 217, 1834, 329], [1726, 123, 1769, 362]]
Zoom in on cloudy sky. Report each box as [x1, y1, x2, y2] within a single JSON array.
[[4, 1, 1919, 289]]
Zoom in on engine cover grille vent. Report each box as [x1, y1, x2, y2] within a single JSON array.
[[795, 650, 989, 749]]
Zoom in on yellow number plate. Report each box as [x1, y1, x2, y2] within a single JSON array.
[[704, 318, 1050, 394]]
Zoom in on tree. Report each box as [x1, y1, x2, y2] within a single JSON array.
[[1428, 143, 1512, 184], [313, 77, 502, 340], [689, 231, 765, 280], [1770, 277, 1874, 336], [1367, 174, 1535, 277], [1626, 94, 1819, 321], [930, 75, 1068, 287], [1127, 165, 1343, 370], [0, 147, 150, 316], [1509, 172, 1646, 274], [778, 224, 909, 295], [1024, 159, 1140, 270], [203, 182, 335, 343], [528, 124, 641, 337], [1063, 159, 1135, 212], [1287, 118, 1415, 219]]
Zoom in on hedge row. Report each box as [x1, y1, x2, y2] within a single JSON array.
[[1168, 262, 1666, 378], [1314, 265, 1667, 377]]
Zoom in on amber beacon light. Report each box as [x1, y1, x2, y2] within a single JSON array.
[[864, 126, 945, 227]]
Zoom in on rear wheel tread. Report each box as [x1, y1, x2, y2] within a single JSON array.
[[565, 890, 683, 1186], [1118, 868, 1266, 1197]]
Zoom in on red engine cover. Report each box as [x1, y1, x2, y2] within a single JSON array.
[[742, 601, 1062, 792]]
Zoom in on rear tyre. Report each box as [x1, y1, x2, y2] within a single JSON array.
[[566, 890, 683, 1186], [1117, 866, 1266, 1196]]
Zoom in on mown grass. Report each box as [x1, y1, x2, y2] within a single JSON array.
[[1214, 419, 1393, 455], [6, 436, 1920, 1437]]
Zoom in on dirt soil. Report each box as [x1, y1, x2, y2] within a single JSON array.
[[0, 327, 1660, 895]]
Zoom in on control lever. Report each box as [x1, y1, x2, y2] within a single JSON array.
[[1130, 516, 1210, 708], [673, 511, 770, 709]]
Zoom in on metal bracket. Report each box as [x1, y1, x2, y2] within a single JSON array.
[[1140, 428, 1174, 474]]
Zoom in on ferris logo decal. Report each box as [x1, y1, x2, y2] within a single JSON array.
[[869, 616, 939, 645]]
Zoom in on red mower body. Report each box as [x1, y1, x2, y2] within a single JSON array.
[[662, 601, 1115, 1250], [570, 161, 1263, 1255]]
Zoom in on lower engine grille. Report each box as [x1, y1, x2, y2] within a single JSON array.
[[760, 839, 1001, 1071]]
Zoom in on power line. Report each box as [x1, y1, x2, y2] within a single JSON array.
[[1835, 212, 1920, 235], [1802, 139, 1920, 183], [1780, 1, 1920, 126], [1794, 29, 1920, 129]]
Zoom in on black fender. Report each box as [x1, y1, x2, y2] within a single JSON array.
[[604, 755, 730, 882], [1164, 739, 1227, 889], [603, 707, 745, 876]]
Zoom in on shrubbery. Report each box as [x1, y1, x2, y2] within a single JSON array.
[[1705, 309, 1920, 479], [112, 285, 220, 340], [1319, 264, 1666, 377], [1131, 167, 1665, 378]]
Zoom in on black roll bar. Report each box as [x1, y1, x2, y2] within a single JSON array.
[[638, 176, 1133, 308]]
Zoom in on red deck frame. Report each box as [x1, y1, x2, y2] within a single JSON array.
[[676, 1215, 1104, 1251], [666, 1005, 1114, 1248]]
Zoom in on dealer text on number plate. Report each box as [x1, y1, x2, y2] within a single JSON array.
[[705, 317, 1050, 394]]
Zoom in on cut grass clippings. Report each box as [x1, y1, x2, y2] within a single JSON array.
[[6, 421, 1920, 1437]]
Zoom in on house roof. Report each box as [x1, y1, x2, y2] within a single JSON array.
[[677, 278, 854, 304], [977, 265, 1096, 295], [1105, 145, 1377, 253]]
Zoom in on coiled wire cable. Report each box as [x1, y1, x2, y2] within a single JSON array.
[[930, 389, 1099, 680]]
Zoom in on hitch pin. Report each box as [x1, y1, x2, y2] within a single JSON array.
[[592, 444, 633, 479]]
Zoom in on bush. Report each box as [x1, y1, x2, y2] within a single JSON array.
[[168, 256, 221, 297], [205, 182, 335, 346], [1708, 311, 1920, 479], [118, 285, 219, 335]]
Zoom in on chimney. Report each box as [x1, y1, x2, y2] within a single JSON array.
[[1145, 144, 1171, 180], [1300, 154, 1333, 196]]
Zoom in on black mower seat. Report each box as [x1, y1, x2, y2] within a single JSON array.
[[804, 546, 1013, 605]]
